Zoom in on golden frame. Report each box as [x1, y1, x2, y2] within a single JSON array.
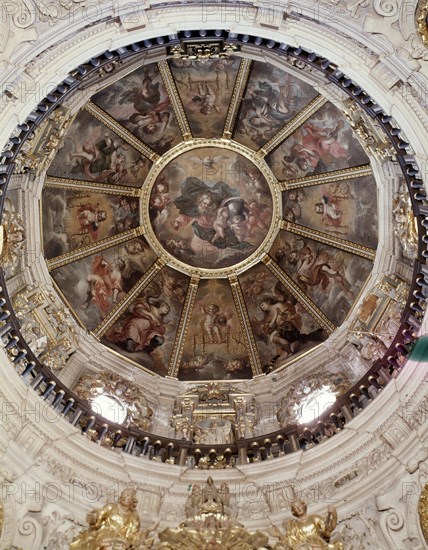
[[140, 138, 282, 279]]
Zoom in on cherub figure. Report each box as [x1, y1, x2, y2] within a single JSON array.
[[211, 206, 229, 244], [315, 195, 345, 227], [203, 303, 222, 343], [192, 83, 220, 114], [229, 213, 250, 243]]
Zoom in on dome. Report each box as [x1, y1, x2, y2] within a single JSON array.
[[41, 50, 378, 382], [0, 31, 420, 444]]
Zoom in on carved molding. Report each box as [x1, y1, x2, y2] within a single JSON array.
[[13, 107, 76, 175], [74, 371, 153, 432]]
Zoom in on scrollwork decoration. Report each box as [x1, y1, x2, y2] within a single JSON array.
[[373, 0, 399, 17], [12, 0, 36, 29], [384, 509, 404, 532]]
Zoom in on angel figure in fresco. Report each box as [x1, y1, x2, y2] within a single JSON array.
[[229, 213, 251, 243], [240, 270, 271, 297], [159, 270, 187, 304], [246, 100, 281, 142], [109, 151, 129, 184], [251, 80, 293, 118], [247, 201, 270, 234], [165, 238, 195, 265], [129, 156, 147, 180], [92, 241, 147, 295], [110, 197, 139, 236], [274, 239, 301, 267], [128, 109, 172, 147], [81, 256, 124, 315], [282, 143, 323, 177], [225, 358, 245, 374], [315, 194, 345, 227], [70, 132, 129, 184], [259, 297, 302, 356], [202, 303, 231, 343], [134, 74, 162, 109], [114, 196, 131, 220], [112, 239, 148, 293], [191, 82, 220, 115], [149, 177, 170, 224], [244, 166, 271, 204], [119, 69, 162, 113], [153, 179, 170, 208], [180, 354, 208, 373], [117, 66, 175, 152], [256, 290, 325, 358], [211, 206, 229, 244], [283, 190, 305, 223], [76, 202, 107, 240], [110, 297, 170, 354], [300, 118, 348, 167], [293, 244, 355, 301], [210, 57, 236, 72], [244, 78, 298, 140]]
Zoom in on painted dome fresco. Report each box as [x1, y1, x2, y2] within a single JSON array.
[[41, 54, 378, 381]]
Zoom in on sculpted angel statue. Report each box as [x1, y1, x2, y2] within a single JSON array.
[[271, 499, 344, 550], [70, 488, 156, 550]]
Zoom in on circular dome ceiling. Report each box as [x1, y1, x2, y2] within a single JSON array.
[[42, 54, 378, 381]]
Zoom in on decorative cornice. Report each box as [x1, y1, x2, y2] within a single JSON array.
[[282, 221, 377, 260], [280, 165, 373, 190], [258, 95, 328, 158], [92, 258, 166, 338], [44, 176, 140, 197], [222, 58, 252, 139], [46, 228, 144, 270], [262, 255, 336, 333], [85, 101, 159, 161]]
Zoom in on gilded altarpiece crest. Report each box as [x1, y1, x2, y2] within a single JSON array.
[[171, 383, 257, 448]]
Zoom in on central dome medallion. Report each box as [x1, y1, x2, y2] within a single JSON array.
[[144, 142, 278, 276]]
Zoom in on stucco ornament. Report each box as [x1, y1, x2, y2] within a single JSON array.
[[0, 0, 38, 61], [373, 0, 399, 17], [36, 0, 87, 25]]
